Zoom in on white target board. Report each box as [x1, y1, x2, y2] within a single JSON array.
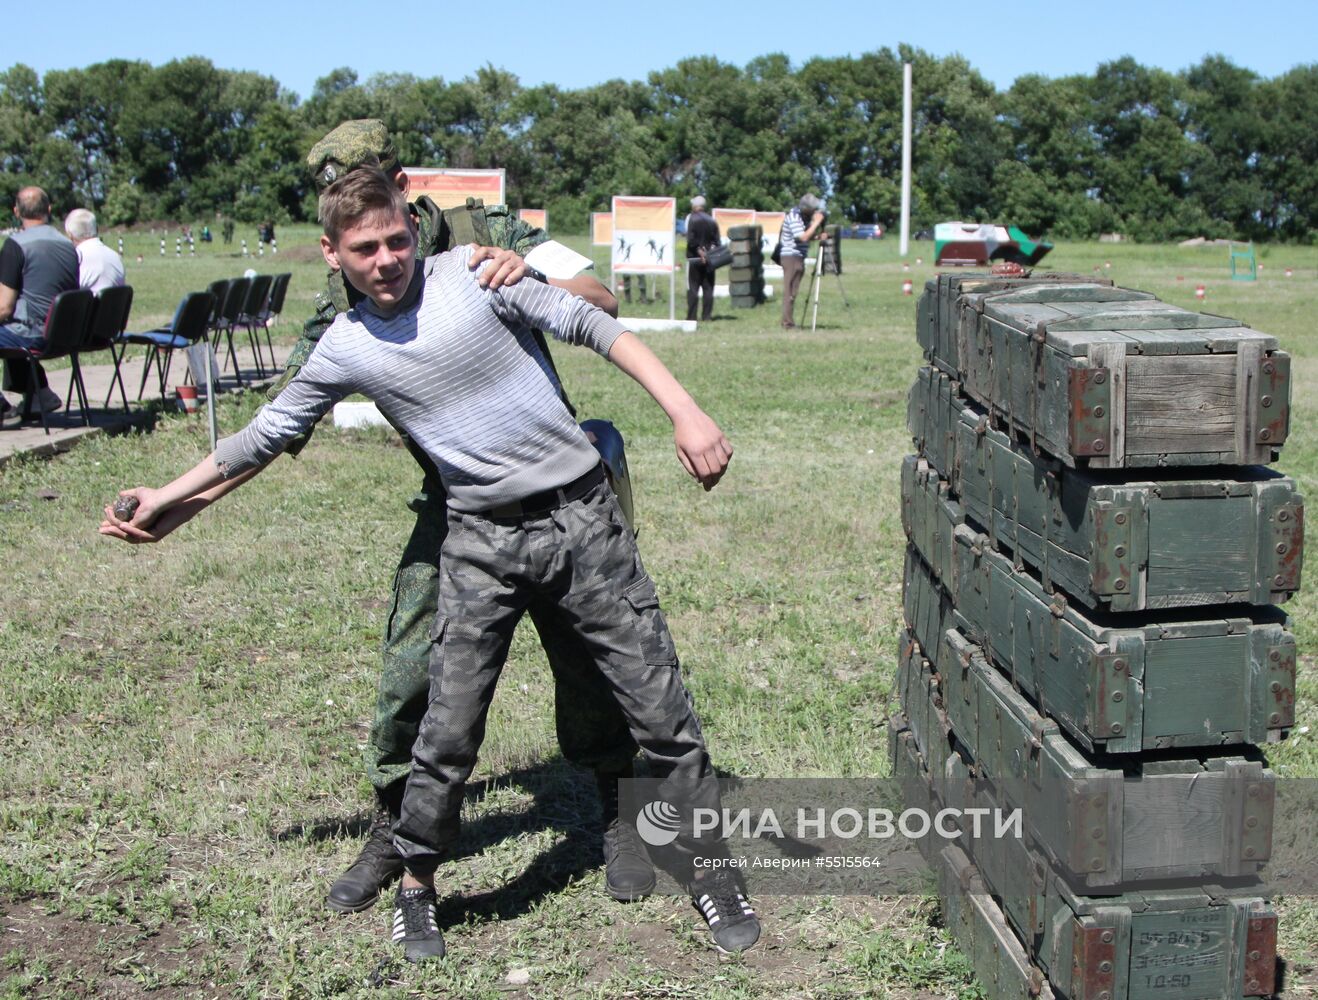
[[611, 196, 676, 273]]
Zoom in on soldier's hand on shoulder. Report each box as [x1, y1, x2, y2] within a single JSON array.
[[468, 244, 529, 291]]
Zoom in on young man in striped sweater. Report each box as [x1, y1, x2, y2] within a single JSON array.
[[101, 168, 760, 961]]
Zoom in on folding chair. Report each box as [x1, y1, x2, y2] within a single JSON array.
[[254, 272, 292, 367], [206, 278, 230, 335], [0, 288, 94, 434], [117, 291, 215, 403], [237, 273, 273, 376], [215, 276, 251, 387], [82, 285, 135, 414], [264, 273, 292, 326]]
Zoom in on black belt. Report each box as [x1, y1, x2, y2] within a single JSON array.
[[480, 464, 605, 519]]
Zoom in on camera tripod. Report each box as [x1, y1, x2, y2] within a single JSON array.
[[796, 238, 850, 330]]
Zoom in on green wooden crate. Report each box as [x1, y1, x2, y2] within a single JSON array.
[[897, 628, 1274, 888], [892, 723, 1053, 984], [916, 273, 1104, 377], [730, 294, 762, 308], [728, 265, 759, 282], [926, 822, 1058, 1000], [890, 721, 1280, 1000], [728, 238, 757, 254], [1037, 863, 1277, 1000], [907, 366, 1305, 611], [915, 277, 1291, 467], [731, 252, 763, 268], [730, 280, 765, 296], [889, 719, 1054, 1000], [892, 725, 1280, 1000], [935, 842, 1058, 1000], [893, 720, 1282, 1000], [901, 531, 1295, 754]]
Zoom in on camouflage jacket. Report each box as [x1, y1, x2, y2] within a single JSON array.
[[269, 198, 549, 476]]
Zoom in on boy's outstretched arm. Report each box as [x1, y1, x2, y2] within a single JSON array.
[[605, 331, 732, 490], [101, 331, 352, 542], [98, 452, 237, 540]]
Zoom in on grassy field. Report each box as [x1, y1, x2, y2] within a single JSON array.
[[2, 236, 1317, 998]]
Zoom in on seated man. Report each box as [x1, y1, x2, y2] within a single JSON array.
[[102, 168, 760, 961], [64, 208, 125, 293], [0, 187, 77, 419]]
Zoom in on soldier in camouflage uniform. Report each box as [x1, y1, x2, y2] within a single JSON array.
[[296, 121, 655, 914]]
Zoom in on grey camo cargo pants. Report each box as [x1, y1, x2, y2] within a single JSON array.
[[369, 483, 637, 799], [393, 479, 717, 876]]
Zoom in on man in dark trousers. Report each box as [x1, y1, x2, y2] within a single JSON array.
[[0, 187, 77, 420], [684, 196, 720, 323]]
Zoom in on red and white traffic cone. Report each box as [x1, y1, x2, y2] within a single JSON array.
[[902, 279, 913, 295], [1285, 268, 1294, 278], [1195, 284, 1206, 300]]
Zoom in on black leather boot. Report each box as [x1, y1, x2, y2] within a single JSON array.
[[327, 786, 406, 913], [596, 763, 656, 901]]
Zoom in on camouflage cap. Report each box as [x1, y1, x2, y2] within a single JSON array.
[[306, 119, 401, 192]]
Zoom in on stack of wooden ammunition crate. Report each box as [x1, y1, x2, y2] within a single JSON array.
[[726, 224, 765, 308], [892, 271, 1301, 1000]]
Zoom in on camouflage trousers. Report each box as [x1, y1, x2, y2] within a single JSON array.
[[368, 485, 637, 801], [393, 479, 718, 875]]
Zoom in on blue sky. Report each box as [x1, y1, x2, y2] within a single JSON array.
[[24, 0, 1316, 100]]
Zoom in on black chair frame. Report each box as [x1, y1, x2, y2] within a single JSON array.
[[0, 289, 95, 435]]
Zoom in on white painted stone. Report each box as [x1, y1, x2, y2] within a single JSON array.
[[333, 401, 390, 429]]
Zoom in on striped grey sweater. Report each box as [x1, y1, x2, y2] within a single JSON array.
[[213, 246, 627, 512]]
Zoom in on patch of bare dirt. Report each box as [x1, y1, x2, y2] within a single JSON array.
[[452, 894, 941, 998], [1, 899, 198, 998], [1282, 955, 1317, 997]]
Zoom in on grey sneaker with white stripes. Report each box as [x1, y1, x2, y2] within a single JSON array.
[[690, 869, 761, 952], [391, 885, 445, 963]]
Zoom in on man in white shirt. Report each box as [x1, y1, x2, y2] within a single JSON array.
[[63, 209, 125, 293]]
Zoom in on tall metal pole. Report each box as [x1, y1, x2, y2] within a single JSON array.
[[205, 345, 218, 450], [900, 62, 912, 257]]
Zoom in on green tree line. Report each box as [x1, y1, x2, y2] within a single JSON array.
[[2, 48, 1315, 241]]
